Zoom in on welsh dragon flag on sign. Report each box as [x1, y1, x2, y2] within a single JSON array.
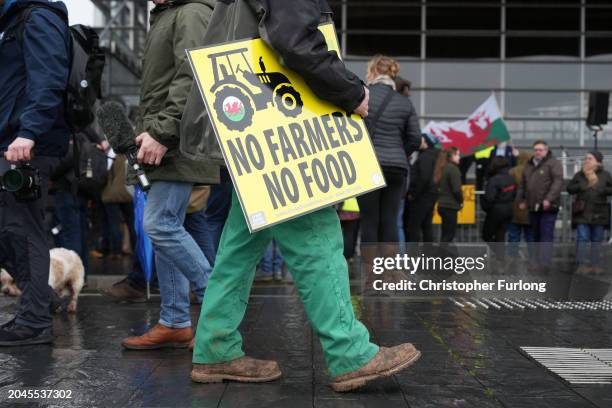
[[423, 94, 510, 156]]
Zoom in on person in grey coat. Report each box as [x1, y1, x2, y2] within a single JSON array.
[[358, 55, 421, 243]]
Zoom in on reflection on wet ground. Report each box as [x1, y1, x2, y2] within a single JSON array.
[[1, 284, 611, 407]]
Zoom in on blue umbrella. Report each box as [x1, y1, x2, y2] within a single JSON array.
[[134, 185, 154, 298]]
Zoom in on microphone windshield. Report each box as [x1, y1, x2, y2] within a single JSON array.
[[97, 102, 135, 153]]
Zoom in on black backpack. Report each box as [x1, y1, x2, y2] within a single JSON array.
[[14, 5, 107, 192], [14, 5, 106, 131], [74, 135, 108, 196], [54, 133, 109, 197]]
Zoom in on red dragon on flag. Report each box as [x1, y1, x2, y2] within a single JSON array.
[[424, 95, 510, 156]]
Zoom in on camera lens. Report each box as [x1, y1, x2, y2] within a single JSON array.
[[3, 169, 26, 192]]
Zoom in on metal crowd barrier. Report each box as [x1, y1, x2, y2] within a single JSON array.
[[431, 191, 599, 244]]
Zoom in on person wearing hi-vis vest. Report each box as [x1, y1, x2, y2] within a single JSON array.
[[187, 0, 421, 393]]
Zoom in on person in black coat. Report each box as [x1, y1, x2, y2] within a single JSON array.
[[481, 157, 516, 260], [567, 151, 612, 274], [405, 134, 439, 243]]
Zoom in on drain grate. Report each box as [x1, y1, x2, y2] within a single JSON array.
[[521, 347, 612, 385], [451, 298, 612, 311], [585, 349, 612, 367]]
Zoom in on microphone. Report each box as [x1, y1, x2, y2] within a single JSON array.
[[96, 102, 150, 191]]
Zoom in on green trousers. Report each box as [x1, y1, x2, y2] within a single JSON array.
[[193, 191, 379, 377]]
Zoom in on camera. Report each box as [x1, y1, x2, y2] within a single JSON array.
[[1, 164, 41, 202]]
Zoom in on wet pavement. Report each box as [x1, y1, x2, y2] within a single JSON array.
[[1, 284, 611, 407]]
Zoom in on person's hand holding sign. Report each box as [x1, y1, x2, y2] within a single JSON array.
[[136, 132, 168, 166], [354, 86, 369, 118]]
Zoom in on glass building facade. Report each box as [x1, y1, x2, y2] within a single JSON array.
[[329, 0, 612, 151]]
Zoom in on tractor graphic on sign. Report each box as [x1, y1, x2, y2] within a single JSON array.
[[208, 48, 304, 131]]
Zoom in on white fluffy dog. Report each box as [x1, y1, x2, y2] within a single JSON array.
[[0, 248, 85, 313]]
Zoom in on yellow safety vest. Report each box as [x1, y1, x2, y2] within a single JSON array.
[[474, 145, 495, 160], [341, 198, 359, 213]]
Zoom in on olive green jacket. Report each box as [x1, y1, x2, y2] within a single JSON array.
[[438, 163, 464, 210], [136, 0, 219, 184]]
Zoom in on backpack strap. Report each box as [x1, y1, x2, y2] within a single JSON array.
[[367, 86, 395, 137]]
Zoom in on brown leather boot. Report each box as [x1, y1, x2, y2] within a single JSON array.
[[191, 356, 282, 383], [122, 324, 192, 350], [330, 343, 421, 392]]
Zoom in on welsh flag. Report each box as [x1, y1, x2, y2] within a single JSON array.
[[423, 94, 510, 156]]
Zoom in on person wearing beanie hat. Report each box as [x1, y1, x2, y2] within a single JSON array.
[[590, 150, 604, 164], [567, 151, 612, 274]]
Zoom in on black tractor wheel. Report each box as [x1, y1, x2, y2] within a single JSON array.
[[214, 86, 254, 131], [274, 85, 303, 118]]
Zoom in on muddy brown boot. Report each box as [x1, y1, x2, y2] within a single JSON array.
[[330, 343, 421, 392], [191, 356, 282, 383], [122, 324, 192, 350]]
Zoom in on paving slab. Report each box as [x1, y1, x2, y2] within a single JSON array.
[[0, 291, 611, 407]]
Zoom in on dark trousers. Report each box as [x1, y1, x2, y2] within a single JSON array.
[[357, 170, 406, 243], [103, 202, 134, 256], [404, 194, 437, 243], [201, 168, 232, 265], [54, 191, 89, 273], [482, 208, 512, 260], [529, 211, 558, 266], [341, 219, 360, 259], [482, 210, 512, 243], [475, 158, 489, 191], [438, 207, 459, 243], [0, 157, 59, 328]]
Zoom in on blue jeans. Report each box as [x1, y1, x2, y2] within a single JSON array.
[[507, 223, 534, 258], [576, 224, 605, 267], [529, 211, 558, 267], [144, 181, 212, 328], [259, 241, 283, 275], [201, 168, 232, 265], [127, 208, 210, 291], [54, 191, 89, 273]]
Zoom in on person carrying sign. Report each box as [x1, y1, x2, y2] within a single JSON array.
[[188, 0, 421, 393]]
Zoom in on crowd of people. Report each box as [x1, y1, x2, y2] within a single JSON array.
[[0, 0, 609, 393], [345, 55, 612, 276]]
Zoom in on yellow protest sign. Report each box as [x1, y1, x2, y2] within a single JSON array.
[[433, 185, 476, 224], [187, 24, 384, 232]]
